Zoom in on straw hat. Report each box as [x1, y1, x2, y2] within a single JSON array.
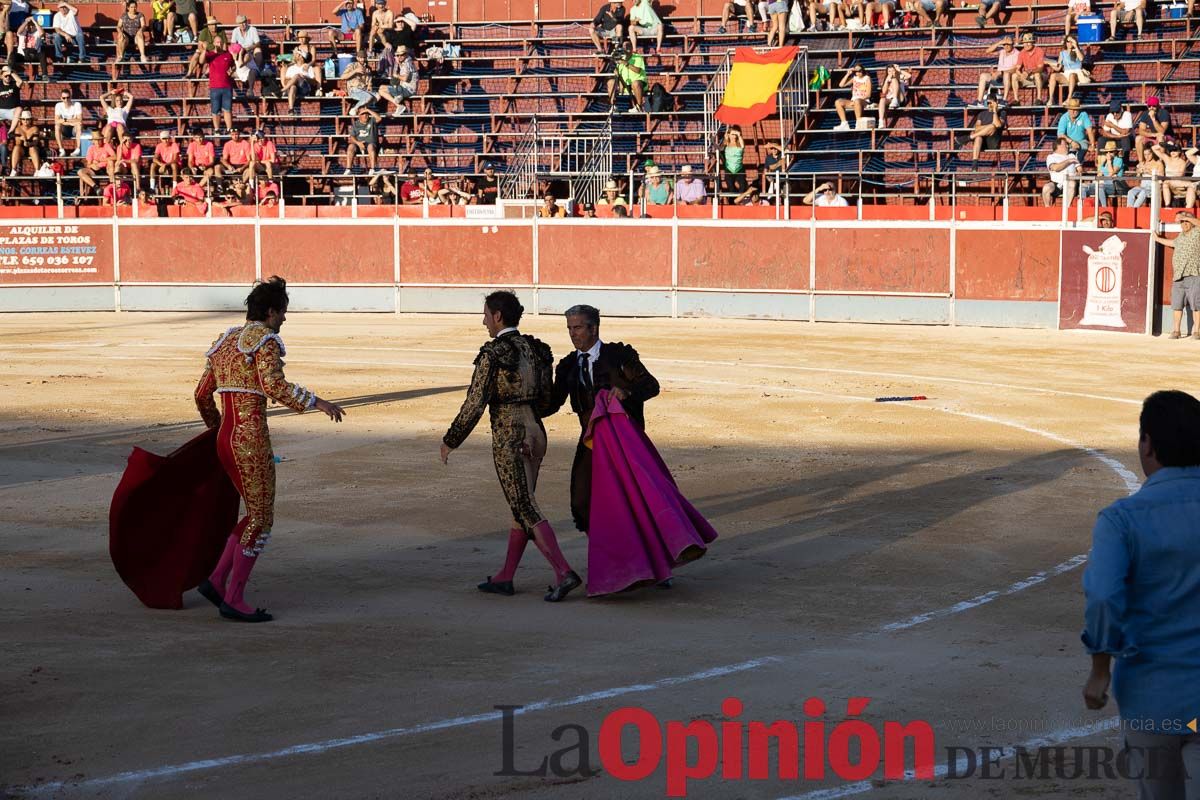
[[604, 180, 618, 191], [1066, 98, 1081, 109]]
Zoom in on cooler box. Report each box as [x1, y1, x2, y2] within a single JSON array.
[[1077, 14, 1103, 43], [1168, 3, 1187, 18], [337, 53, 353, 74], [33, 9, 51, 27], [79, 130, 92, 157]]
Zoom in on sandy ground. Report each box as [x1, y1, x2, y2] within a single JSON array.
[[0, 311, 1190, 800]]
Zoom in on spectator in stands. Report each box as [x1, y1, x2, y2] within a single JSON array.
[[0, 66, 21, 136], [967, 96, 1006, 165], [1155, 214, 1200, 338], [590, 0, 627, 53], [8, 109, 38, 175], [1056, 98, 1094, 154], [1127, 151, 1163, 208], [283, 51, 319, 114], [1042, 137, 1080, 207], [877, 64, 910, 128], [342, 49, 376, 112], [762, 142, 788, 198], [173, 0, 197, 42], [12, 14, 47, 80], [1100, 97, 1133, 154], [764, 0, 788, 45], [608, 43, 647, 112], [51, 1, 85, 61], [203, 38, 235, 132], [52, 87, 81, 157], [149, 0, 172, 43], [256, 178, 279, 206], [446, 175, 476, 204], [367, 169, 397, 203], [149, 129, 179, 189], [975, 0, 1003, 28], [186, 127, 215, 184], [599, 178, 628, 207], [1012, 33, 1047, 104], [719, 125, 747, 199], [906, 0, 946, 28], [612, 204, 629, 217], [231, 15, 259, 52], [334, 0, 367, 53], [246, 129, 277, 182], [1134, 96, 1170, 163], [1109, 0, 1145, 39], [1098, 210, 1114, 228], [674, 164, 706, 204], [538, 192, 566, 217], [290, 30, 320, 73], [808, 0, 846, 30], [1047, 35, 1089, 105], [803, 181, 848, 205], [1064, 0, 1091, 36], [719, 0, 756, 33], [640, 164, 672, 204], [833, 63, 871, 131], [398, 171, 422, 204], [419, 167, 452, 203], [76, 127, 114, 200], [101, 178, 132, 206], [236, 44, 276, 99], [1083, 141, 1124, 206], [110, 128, 142, 187], [217, 126, 250, 177], [579, 201, 596, 217], [367, 0, 394, 54], [378, 44, 417, 115], [382, 15, 418, 60], [1155, 142, 1194, 209], [5, 0, 27, 59], [974, 37, 1018, 105], [629, 0, 663, 52], [114, 1, 148, 63], [100, 87, 133, 138], [476, 161, 498, 204], [343, 106, 380, 174], [172, 167, 206, 209]]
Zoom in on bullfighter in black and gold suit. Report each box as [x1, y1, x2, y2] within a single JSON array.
[[547, 304, 660, 533], [441, 291, 583, 603]]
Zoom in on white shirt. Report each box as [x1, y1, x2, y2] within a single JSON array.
[[53, 9, 81, 37], [55, 100, 81, 120], [286, 63, 314, 81], [496, 326, 518, 337], [815, 192, 849, 207], [1104, 110, 1133, 134], [232, 25, 260, 50], [576, 338, 602, 382], [1047, 152, 1079, 186]]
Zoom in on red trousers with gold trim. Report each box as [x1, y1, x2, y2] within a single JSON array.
[[216, 392, 276, 557]]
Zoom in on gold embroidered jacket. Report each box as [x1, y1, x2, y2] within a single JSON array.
[[195, 321, 316, 427], [443, 331, 554, 449]]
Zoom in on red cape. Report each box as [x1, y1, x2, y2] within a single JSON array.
[[109, 427, 240, 609]]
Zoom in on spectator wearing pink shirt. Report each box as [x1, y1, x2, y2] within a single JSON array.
[[185, 128, 216, 185], [975, 37, 1019, 105], [217, 126, 251, 178], [245, 129, 278, 182], [110, 128, 143, 189], [833, 64, 871, 132], [172, 167, 208, 211], [150, 129, 180, 189]]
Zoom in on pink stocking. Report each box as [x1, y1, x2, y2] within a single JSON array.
[[208, 531, 241, 591], [492, 527, 531, 583], [223, 551, 261, 614], [530, 520, 572, 583]]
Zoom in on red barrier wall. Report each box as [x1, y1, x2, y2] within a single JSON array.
[[814, 228, 951, 294], [955, 229, 1060, 301], [0, 222, 114, 284], [261, 223, 393, 283], [120, 224, 254, 283], [401, 224, 533, 284], [538, 225, 672, 286], [677, 225, 809, 290]]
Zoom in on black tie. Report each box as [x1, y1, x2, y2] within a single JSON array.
[[579, 353, 593, 394]]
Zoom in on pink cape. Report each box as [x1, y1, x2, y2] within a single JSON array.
[[109, 427, 241, 609], [583, 389, 718, 596]]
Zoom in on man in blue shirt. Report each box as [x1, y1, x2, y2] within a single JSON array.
[[1057, 97, 1095, 154], [1083, 390, 1200, 798]]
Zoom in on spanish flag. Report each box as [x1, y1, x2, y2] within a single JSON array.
[[715, 46, 799, 127]]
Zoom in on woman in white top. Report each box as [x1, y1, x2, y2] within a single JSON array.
[[1064, 0, 1090, 36], [53, 87, 82, 157], [101, 87, 133, 136], [833, 63, 871, 130], [628, 0, 663, 52], [877, 63, 910, 129]]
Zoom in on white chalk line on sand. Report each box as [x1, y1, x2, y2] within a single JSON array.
[[778, 716, 1123, 800], [17, 350, 1142, 795]]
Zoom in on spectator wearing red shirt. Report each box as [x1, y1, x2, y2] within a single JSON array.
[[172, 167, 208, 211], [204, 38, 236, 133], [77, 127, 116, 200], [186, 128, 216, 184], [256, 179, 279, 205], [102, 179, 133, 206], [110, 129, 143, 189], [1013, 32, 1047, 105], [150, 129, 180, 189], [218, 127, 251, 177], [399, 171, 422, 204], [245, 129, 277, 182]]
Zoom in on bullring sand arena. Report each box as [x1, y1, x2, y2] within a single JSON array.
[[0, 310, 1188, 799]]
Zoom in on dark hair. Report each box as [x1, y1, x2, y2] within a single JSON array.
[[564, 304, 600, 328], [484, 290, 523, 327], [245, 276, 289, 320], [1140, 390, 1200, 467]]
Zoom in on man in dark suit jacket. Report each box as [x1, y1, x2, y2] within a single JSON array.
[[547, 304, 659, 532]]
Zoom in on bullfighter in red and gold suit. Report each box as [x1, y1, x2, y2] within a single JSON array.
[[194, 277, 345, 623]]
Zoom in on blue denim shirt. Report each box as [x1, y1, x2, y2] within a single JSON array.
[[1082, 466, 1200, 734]]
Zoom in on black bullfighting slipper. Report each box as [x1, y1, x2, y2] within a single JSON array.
[[218, 602, 273, 623], [197, 578, 224, 608], [544, 571, 583, 602], [478, 577, 515, 596]]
